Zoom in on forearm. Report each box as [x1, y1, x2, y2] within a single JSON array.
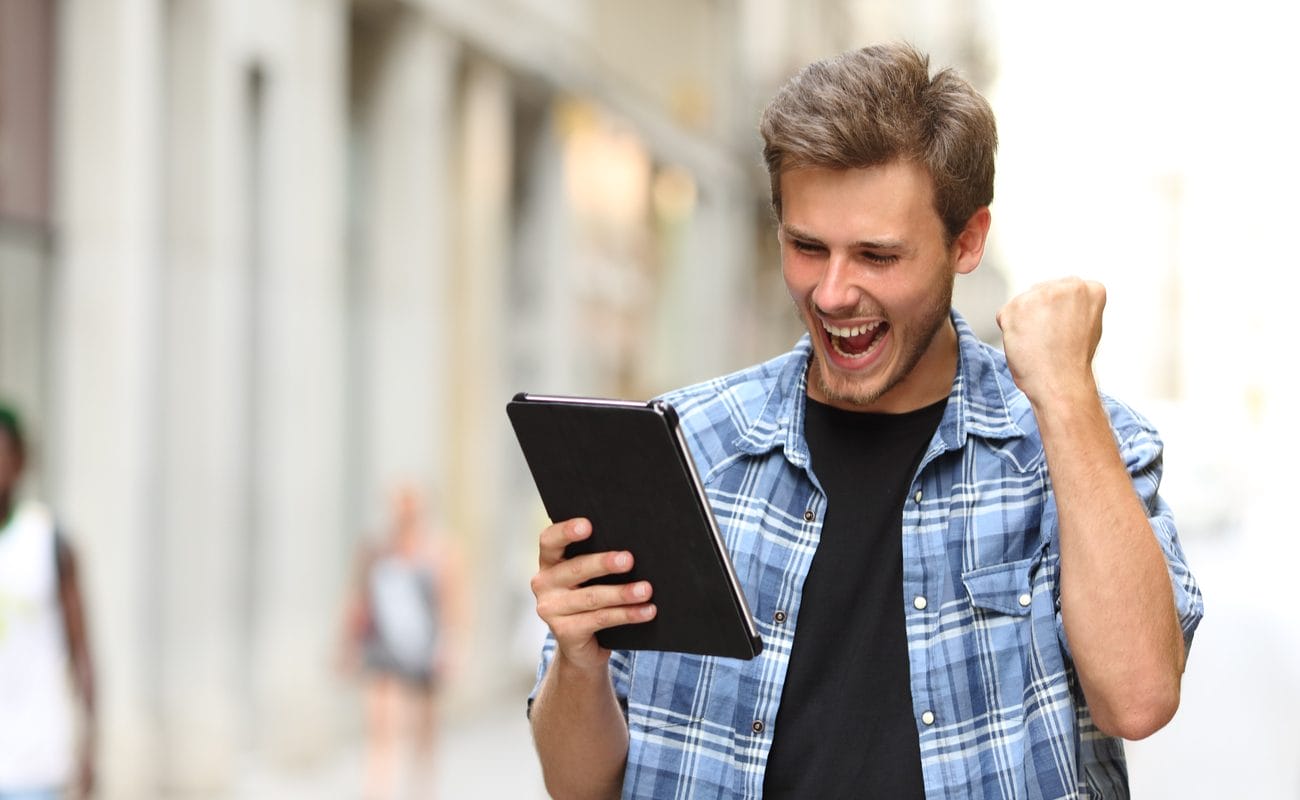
[[1035, 386, 1184, 739], [65, 584, 97, 794], [74, 655, 96, 721], [57, 551, 98, 746], [530, 652, 629, 800]]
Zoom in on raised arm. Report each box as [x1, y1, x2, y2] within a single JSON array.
[[528, 517, 656, 799], [997, 278, 1186, 740]]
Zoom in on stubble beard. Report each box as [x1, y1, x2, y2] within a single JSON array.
[[806, 279, 954, 410]]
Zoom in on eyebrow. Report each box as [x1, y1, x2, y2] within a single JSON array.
[[781, 223, 907, 252]]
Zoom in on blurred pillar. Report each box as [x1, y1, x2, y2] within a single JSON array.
[[649, 176, 751, 387], [52, 0, 164, 795], [155, 0, 245, 789], [449, 57, 514, 705], [249, 0, 350, 762], [521, 105, 580, 393], [501, 101, 576, 678], [354, 9, 458, 524]]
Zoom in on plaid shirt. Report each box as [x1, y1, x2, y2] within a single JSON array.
[[533, 312, 1203, 799]]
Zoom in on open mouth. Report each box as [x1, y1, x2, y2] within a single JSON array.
[[822, 319, 889, 361]]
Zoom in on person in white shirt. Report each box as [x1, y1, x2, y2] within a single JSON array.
[[0, 404, 96, 800]]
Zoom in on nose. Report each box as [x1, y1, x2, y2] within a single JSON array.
[[810, 253, 860, 316]]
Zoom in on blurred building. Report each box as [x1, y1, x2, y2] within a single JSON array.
[[1, 0, 995, 796]]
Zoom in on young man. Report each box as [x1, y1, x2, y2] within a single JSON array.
[[527, 44, 1202, 799], [0, 405, 97, 800]]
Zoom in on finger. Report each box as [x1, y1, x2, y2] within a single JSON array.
[[551, 600, 658, 642], [545, 579, 654, 620], [538, 517, 592, 567], [1088, 280, 1107, 309], [562, 548, 634, 586], [531, 549, 636, 597]]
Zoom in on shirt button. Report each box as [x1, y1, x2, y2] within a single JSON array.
[[913, 596, 928, 610], [921, 711, 936, 726], [803, 509, 814, 522], [1018, 593, 1032, 607], [914, 490, 923, 504], [752, 720, 765, 733], [773, 610, 788, 623]]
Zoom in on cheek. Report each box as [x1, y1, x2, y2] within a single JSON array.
[[781, 249, 830, 295], [884, 267, 949, 316], [780, 258, 813, 303]]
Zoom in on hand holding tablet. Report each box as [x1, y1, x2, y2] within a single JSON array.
[[510, 393, 762, 660]]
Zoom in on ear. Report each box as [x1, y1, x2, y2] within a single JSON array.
[[952, 207, 991, 275]]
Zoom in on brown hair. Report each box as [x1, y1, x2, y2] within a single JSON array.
[[759, 43, 996, 241]]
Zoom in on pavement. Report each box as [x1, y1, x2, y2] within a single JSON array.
[[233, 695, 547, 799]]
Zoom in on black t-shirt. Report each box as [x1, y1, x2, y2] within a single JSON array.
[[762, 395, 946, 799]]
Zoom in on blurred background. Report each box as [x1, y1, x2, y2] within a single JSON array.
[[1, 0, 1298, 797]]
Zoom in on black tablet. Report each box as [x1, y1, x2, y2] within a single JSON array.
[[507, 393, 762, 660]]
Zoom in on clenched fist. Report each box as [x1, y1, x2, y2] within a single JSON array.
[[995, 277, 1106, 407]]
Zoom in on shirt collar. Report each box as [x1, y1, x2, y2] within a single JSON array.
[[936, 310, 1025, 455], [732, 335, 815, 467], [732, 310, 1024, 467]]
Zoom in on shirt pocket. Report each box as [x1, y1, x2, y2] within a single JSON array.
[[962, 556, 1036, 616], [622, 653, 741, 796], [960, 555, 1039, 720], [625, 652, 740, 735]]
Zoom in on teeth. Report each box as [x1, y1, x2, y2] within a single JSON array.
[[830, 329, 886, 360], [822, 320, 882, 338]]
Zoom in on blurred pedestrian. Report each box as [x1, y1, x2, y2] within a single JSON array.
[[340, 484, 465, 800], [0, 403, 96, 800]]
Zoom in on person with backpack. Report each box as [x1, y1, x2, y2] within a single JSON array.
[[340, 484, 465, 800]]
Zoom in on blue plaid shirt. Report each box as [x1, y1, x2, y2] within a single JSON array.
[[533, 311, 1203, 799]]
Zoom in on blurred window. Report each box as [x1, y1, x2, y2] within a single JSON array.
[[0, 0, 56, 229]]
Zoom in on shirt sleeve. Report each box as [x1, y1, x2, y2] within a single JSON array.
[[1115, 412, 1205, 652], [527, 632, 633, 719]]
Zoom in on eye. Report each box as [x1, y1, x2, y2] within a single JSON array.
[[860, 251, 899, 266], [790, 239, 825, 255]]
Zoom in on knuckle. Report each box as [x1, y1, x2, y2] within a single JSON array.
[[538, 525, 557, 548]]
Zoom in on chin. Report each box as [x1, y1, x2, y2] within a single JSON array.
[[811, 356, 893, 410]]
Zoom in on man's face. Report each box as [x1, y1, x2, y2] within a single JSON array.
[[780, 161, 982, 413]]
